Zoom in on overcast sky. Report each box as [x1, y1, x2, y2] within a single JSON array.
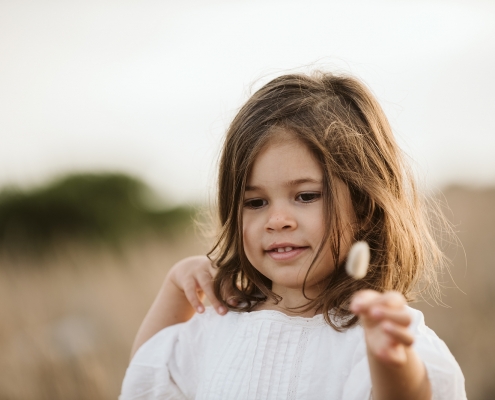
[[1, 0, 494, 203]]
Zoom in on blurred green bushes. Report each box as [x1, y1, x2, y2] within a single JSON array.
[[0, 173, 195, 253]]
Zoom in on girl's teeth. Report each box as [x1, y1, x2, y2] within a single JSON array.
[[275, 247, 294, 253]]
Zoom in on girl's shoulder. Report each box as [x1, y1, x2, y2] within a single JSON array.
[[407, 306, 450, 344], [407, 306, 459, 359], [407, 306, 466, 398]]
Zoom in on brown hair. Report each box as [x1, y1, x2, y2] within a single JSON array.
[[208, 71, 446, 329]]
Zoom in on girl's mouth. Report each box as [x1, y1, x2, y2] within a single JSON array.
[[266, 246, 309, 261]]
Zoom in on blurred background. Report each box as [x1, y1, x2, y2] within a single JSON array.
[[0, 0, 494, 399]]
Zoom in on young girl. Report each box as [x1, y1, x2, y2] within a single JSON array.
[[120, 72, 465, 399]]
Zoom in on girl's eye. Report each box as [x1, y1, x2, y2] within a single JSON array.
[[244, 198, 267, 209], [297, 192, 321, 203]]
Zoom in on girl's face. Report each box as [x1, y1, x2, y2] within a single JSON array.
[[242, 135, 356, 299]]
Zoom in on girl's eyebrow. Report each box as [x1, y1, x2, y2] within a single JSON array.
[[245, 178, 322, 192], [286, 178, 322, 186]]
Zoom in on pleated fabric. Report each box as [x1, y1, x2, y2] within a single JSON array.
[[120, 308, 466, 400]]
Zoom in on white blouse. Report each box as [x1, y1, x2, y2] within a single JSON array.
[[120, 307, 466, 400]]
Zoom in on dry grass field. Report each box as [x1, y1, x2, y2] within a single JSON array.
[[414, 186, 495, 400], [0, 234, 209, 400], [0, 186, 494, 399]]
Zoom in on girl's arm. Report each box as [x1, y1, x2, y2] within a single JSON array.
[[130, 255, 227, 359], [350, 290, 432, 400]]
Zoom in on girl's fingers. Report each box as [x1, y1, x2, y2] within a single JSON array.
[[182, 280, 205, 313], [377, 291, 406, 308], [351, 290, 406, 314], [171, 256, 227, 315], [350, 290, 380, 313], [382, 321, 414, 346], [196, 272, 227, 315], [369, 307, 412, 326]]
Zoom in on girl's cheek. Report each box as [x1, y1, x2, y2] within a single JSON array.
[[242, 227, 254, 257]]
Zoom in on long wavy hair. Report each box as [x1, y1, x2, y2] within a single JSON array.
[[208, 71, 447, 329]]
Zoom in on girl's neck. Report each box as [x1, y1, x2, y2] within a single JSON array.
[[254, 301, 320, 318], [253, 284, 321, 317]]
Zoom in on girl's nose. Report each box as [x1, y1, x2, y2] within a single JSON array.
[[265, 207, 297, 232]]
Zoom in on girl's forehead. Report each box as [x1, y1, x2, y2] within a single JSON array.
[[247, 137, 322, 187]]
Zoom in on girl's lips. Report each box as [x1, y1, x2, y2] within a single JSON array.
[[266, 246, 309, 261]]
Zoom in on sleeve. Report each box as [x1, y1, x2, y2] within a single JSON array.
[[409, 307, 467, 400], [342, 308, 466, 400], [341, 331, 373, 400], [119, 311, 210, 400]]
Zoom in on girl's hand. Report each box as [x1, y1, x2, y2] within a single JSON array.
[[131, 256, 228, 359], [350, 290, 413, 366], [168, 256, 227, 315]]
